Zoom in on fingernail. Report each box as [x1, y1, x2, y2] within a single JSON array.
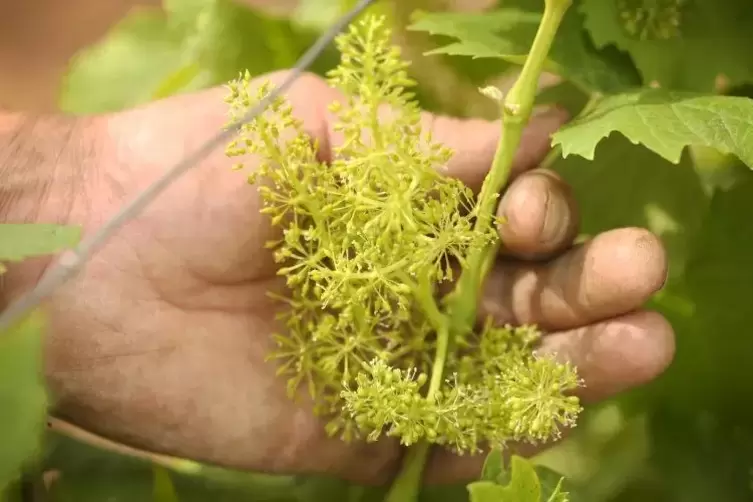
[[497, 181, 530, 224]]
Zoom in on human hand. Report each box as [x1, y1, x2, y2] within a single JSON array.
[[37, 70, 674, 485]]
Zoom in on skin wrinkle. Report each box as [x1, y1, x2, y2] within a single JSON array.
[[50, 345, 180, 373], [46, 118, 75, 219], [0, 118, 50, 222], [123, 159, 286, 310], [64, 270, 229, 462], [118, 87, 284, 281], [133, 223, 212, 310], [57, 315, 252, 466], [45, 244, 181, 382], [546, 244, 590, 327], [499, 175, 550, 255], [186, 179, 273, 283], [0, 114, 103, 314], [539, 310, 675, 402], [47, 297, 178, 375], [539, 171, 576, 249], [532, 178, 550, 244], [579, 240, 605, 322], [480, 227, 668, 334], [57, 247, 348, 478]]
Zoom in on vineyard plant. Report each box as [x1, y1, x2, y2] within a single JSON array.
[[3, 0, 753, 501]]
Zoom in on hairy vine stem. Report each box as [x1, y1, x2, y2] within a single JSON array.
[[0, 0, 375, 332], [384, 1, 573, 500]]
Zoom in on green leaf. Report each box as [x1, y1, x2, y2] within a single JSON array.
[[184, 0, 302, 81], [151, 62, 210, 101], [292, 0, 350, 31], [0, 312, 48, 491], [473, 452, 574, 502], [480, 449, 505, 483], [409, 9, 540, 61], [407, 6, 640, 93], [59, 10, 187, 114], [163, 0, 207, 32], [467, 456, 542, 502], [535, 467, 570, 502], [551, 90, 753, 167], [467, 481, 509, 502], [579, 0, 753, 92], [59, 0, 336, 114], [0, 224, 81, 265]]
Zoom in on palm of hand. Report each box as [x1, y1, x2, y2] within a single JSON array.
[[43, 72, 674, 486], [46, 77, 405, 483]]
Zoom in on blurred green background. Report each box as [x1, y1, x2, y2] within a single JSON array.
[[3, 0, 753, 501]]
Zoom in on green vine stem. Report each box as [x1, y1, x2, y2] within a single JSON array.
[[383, 1, 573, 500]]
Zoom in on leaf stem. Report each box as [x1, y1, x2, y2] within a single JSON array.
[[382, 2, 572, 501]]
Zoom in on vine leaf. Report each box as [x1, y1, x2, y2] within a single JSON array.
[[0, 311, 48, 491], [59, 0, 330, 114], [59, 9, 196, 114], [579, 0, 753, 91], [467, 455, 569, 502], [163, 0, 207, 31], [0, 224, 81, 272], [292, 0, 351, 31], [480, 449, 506, 483], [407, 6, 640, 93], [536, 466, 574, 502], [551, 90, 753, 168], [408, 9, 540, 61]]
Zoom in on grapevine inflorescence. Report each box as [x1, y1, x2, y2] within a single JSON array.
[[224, 12, 581, 471]]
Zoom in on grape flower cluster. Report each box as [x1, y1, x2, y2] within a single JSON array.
[[224, 14, 582, 455]]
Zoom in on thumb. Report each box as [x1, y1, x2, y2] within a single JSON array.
[[422, 106, 569, 193]]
